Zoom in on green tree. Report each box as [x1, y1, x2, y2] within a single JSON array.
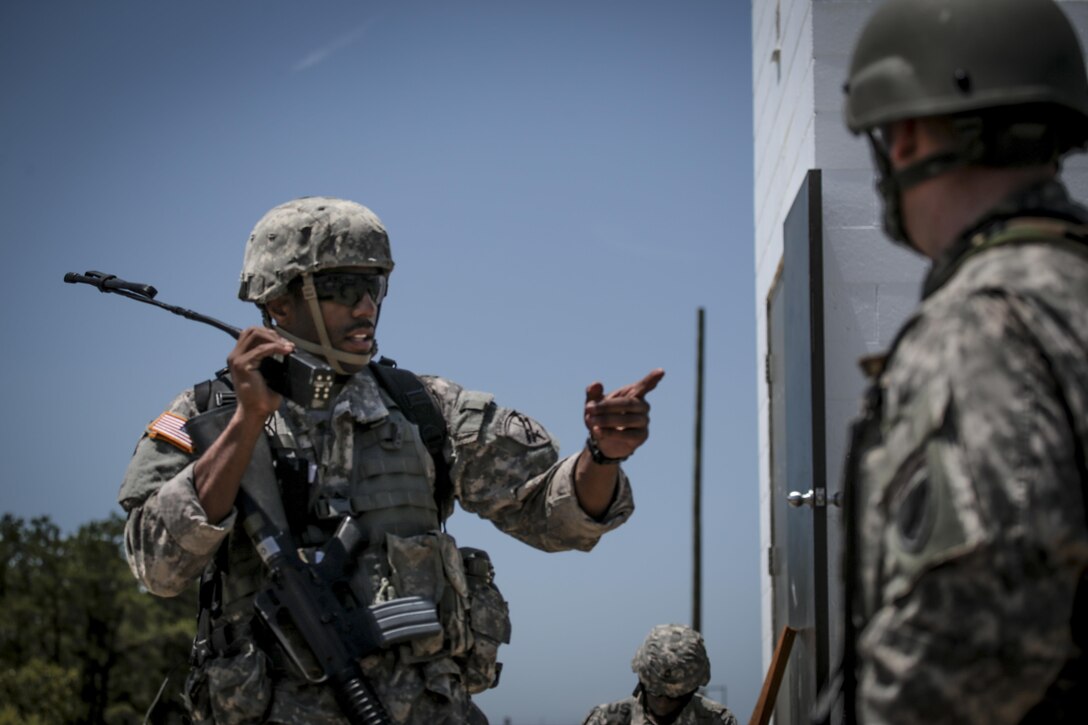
[[0, 515, 64, 669], [0, 659, 80, 724], [0, 513, 195, 724]]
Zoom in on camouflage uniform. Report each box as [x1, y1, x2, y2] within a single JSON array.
[[118, 197, 636, 724], [849, 180, 1088, 723], [833, 2, 1088, 722], [581, 695, 736, 725], [583, 625, 737, 725], [121, 370, 634, 724]]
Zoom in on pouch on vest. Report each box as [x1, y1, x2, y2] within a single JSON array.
[[386, 531, 471, 660], [460, 546, 512, 694], [383, 533, 510, 691], [185, 638, 272, 725]]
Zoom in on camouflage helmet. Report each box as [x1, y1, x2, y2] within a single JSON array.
[[631, 624, 710, 697], [238, 196, 394, 304], [845, 0, 1088, 152]]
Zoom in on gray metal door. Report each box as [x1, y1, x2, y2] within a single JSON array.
[[767, 170, 829, 724]]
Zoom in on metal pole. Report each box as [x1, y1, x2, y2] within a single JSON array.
[[693, 307, 705, 631]]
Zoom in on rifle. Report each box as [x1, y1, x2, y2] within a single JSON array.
[[63, 270, 336, 409], [239, 491, 441, 725], [184, 386, 443, 724]]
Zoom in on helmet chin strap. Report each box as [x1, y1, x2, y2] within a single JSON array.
[[869, 135, 968, 251], [273, 326, 374, 374], [868, 116, 986, 250], [267, 272, 374, 374]]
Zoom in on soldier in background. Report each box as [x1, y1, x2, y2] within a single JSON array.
[[832, 0, 1088, 722], [118, 196, 664, 724], [582, 624, 737, 725]]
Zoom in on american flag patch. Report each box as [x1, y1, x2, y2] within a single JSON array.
[[148, 411, 193, 453]]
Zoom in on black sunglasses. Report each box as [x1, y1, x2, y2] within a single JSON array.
[[309, 272, 388, 307]]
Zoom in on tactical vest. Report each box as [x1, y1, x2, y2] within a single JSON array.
[[215, 386, 440, 623], [838, 217, 1088, 723], [189, 361, 510, 723]]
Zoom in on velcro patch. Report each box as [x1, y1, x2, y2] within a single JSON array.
[[503, 411, 550, 448], [147, 411, 193, 454]]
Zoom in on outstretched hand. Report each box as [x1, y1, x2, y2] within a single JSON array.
[[583, 368, 665, 462]]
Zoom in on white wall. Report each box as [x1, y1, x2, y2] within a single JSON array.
[[752, 0, 1088, 689], [752, 0, 817, 670], [1064, 3, 1088, 202]]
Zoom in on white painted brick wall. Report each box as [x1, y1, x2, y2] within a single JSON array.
[[752, 0, 1088, 693], [752, 0, 818, 672]]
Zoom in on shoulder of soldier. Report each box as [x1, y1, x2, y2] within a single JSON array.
[[960, 237, 1088, 290], [927, 215, 1088, 326], [417, 372, 558, 454], [691, 694, 739, 725], [418, 373, 465, 411], [582, 698, 634, 725], [895, 246, 1088, 388], [141, 387, 202, 439], [886, 268, 1050, 401], [167, 386, 201, 417], [118, 387, 201, 511], [416, 374, 488, 431]]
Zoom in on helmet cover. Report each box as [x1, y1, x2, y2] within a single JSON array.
[[239, 196, 394, 304], [631, 624, 711, 697]]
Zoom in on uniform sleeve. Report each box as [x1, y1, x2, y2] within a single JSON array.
[[117, 389, 236, 597], [423, 376, 634, 553], [713, 707, 740, 725], [580, 700, 630, 725], [580, 705, 606, 725], [690, 695, 739, 724], [858, 292, 1088, 723]]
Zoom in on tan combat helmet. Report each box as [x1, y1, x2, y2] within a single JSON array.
[[238, 197, 394, 372], [631, 624, 711, 698]]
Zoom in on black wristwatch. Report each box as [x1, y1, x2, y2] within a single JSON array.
[[585, 436, 629, 465]]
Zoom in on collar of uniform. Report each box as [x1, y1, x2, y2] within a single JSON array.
[[921, 179, 1088, 299], [331, 366, 390, 426]]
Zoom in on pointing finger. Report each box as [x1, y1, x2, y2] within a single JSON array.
[[627, 368, 666, 399]]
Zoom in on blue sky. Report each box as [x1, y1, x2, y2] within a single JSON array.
[[0, 2, 757, 722]]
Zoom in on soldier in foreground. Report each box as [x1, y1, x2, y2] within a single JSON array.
[[832, 0, 1088, 722], [582, 624, 737, 725], [118, 196, 664, 724]]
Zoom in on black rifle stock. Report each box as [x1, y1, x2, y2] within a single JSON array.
[[185, 401, 442, 725], [240, 495, 442, 725], [64, 270, 336, 409]]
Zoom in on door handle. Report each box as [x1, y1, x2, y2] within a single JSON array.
[[787, 490, 815, 508]]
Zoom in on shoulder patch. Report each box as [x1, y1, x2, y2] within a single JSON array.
[[893, 459, 935, 554], [147, 411, 194, 454], [503, 411, 551, 448]]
